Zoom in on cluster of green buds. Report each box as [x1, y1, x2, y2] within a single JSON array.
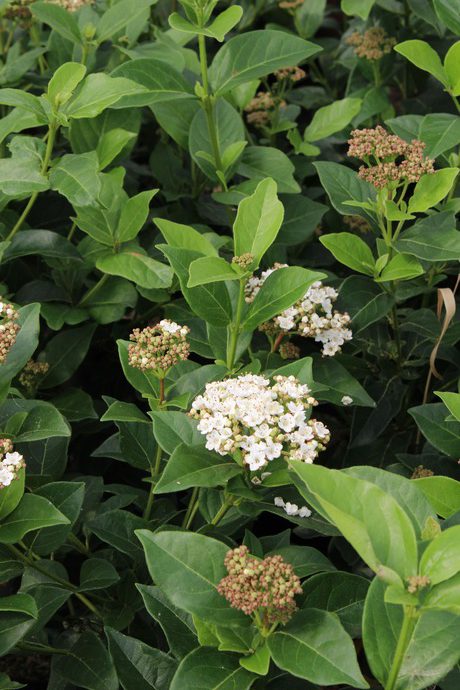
[[0, 299, 20, 365], [19, 359, 49, 394], [128, 320, 190, 375], [346, 27, 396, 61]]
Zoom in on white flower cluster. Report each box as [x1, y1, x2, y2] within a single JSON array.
[[190, 374, 330, 472], [0, 441, 25, 489], [245, 268, 352, 357], [159, 319, 188, 336], [341, 395, 353, 406], [274, 496, 311, 518]]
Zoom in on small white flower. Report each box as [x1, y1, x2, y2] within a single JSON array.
[[159, 319, 182, 334], [341, 395, 353, 406], [273, 496, 311, 518]]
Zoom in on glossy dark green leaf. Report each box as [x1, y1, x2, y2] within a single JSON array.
[[409, 403, 460, 458], [268, 609, 368, 687], [155, 443, 241, 494], [0, 493, 69, 544], [40, 323, 96, 389], [52, 632, 118, 690], [170, 648, 256, 690], [136, 530, 248, 626]]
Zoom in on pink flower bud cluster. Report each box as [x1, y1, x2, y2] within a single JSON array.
[[348, 126, 434, 189], [0, 439, 25, 489], [7, 0, 92, 17], [278, 0, 304, 9], [245, 92, 283, 129], [274, 66, 306, 82], [19, 359, 49, 393], [128, 320, 190, 374], [346, 27, 396, 61], [217, 545, 302, 625], [0, 299, 20, 365]]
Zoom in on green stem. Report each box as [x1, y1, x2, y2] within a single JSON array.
[[7, 120, 58, 240], [67, 532, 90, 556], [67, 221, 77, 241], [372, 61, 381, 88], [78, 273, 109, 307], [143, 379, 165, 520], [6, 543, 102, 619], [17, 641, 70, 656], [210, 497, 234, 526], [198, 33, 227, 189], [226, 279, 246, 370], [385, 606, 417, 690], [182, 486, 199, 529]]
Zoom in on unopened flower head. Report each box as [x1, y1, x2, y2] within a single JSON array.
[[128, 320, 190, 374], [232, 253, 254, 271], [341, 395, 353, 406], [411, 465, 434, 479], [274, 66, 306, 82], [279, 342, 300, 360], [217, 545, 302, 625], [0, 439, 25, 489], [346, 27, 396, 61], [278, 0, 304, 9], [0, 299, 20, 365], [6, 0, 93, 18], [406, 575, 431, 594], [274, 496, 311, 518], [245, 269, 352, 357], [245, 92, 285, 129], [19, 359, 49, 393], [190, 373, 329, 471], [348, 126, 434, 189], [344, 215, 372, 234]]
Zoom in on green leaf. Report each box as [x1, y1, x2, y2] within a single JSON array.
[[320, 232, 375, 275], [312, 356, 375, 407], [0, 155, 49, 197], [30, 481, 84, 555], [314, 161, 375, 217], [66, 74, 148, 119], [268, 545, 335, 578], [304, 97, 362, 142], [151, 411, 202, 455], [0, 89, 45, 120], [117, 189, 157, 243], [30, 1, 82, 45], [111, 58, 195, 107], [302, 572, 370, 637], [101, 400, 148, 424], [97, 0, 156, 43], [96, 128, 136, 169], [243, 266, 325, 331], [0, 400, 70, 442], [0, 593, 37, 656], [419, 114, 460, 158], [47, 62, 86, 108], [444, 43, 460, 95], [137, 584, 197, 659], [409, 403, 460, 458], [89, 509, 146, 560], [206, 6, 243, 41], [79, 558, 120, 592], [96, 251, 173, 290], [49, 152, 101, 207], [420, 526, 460, 584], [160, 245, 232, 326], [364, 578, 460, 690], [170, 648, 255, 690], [3, 230, 81, 263], [210, 30, 321, 94], [394, 40, 448, 86], [106, 627, 177, 690], [233, 177, 284, 265], [154, 443, 241, 494], [155, 218, 217, 257], [414, 476, 460, 518], [395, 211, 460, 262], [40, 323, 96, 389], [237, 146, 299, 194], [433, 0, 460, 35], [290, 464, 418, 579], [0, 493, 69, 544], [341, 0, 375, 19], [53, 632, 118, 690], [424, 572, 460, 614], [187, 256, 240, 287], [136, 530, 248, 626], [268, 608, 368, 687], [436, 391, 460, 421], [408, 168, 459, 213], [376, 253, 424, 282]]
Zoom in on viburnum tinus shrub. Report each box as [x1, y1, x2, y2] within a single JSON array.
[[0, 0, 458, 688]]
